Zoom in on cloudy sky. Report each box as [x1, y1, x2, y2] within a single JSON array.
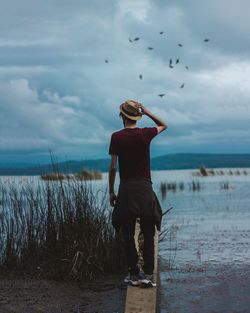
[[0, 0, 250, 163]]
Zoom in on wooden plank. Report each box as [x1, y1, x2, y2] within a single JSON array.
[[124, 221, 159, 313]]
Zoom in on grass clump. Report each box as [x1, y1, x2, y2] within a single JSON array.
[[200, 165, 208, 176], [0, 179, 124, 280], [40, 173, 72, 181], [189, 181, 201, 191], [41, 170, 102, 181], [160, 180, 202, 198], [160, 182, 177, 199], [74, 170, 102, 181], [220, 181, 230, 190]]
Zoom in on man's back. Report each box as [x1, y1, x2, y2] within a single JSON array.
[[108, 101, 167, 287], [109, 127, 157, 180]]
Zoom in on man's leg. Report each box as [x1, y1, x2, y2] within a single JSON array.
[[140, 219, 155, 275], [121, 219, 139, 275]]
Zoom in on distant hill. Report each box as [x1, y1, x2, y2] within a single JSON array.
[[0, 153, 250, 175], [151, 153, 250, 170]]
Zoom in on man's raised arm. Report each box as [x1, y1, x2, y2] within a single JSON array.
[[135, 103, 168, 134]]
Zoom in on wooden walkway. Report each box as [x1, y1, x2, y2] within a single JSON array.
[[124, 221, 159, 313]]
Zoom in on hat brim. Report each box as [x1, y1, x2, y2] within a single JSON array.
[[120, 106, 142, 121]]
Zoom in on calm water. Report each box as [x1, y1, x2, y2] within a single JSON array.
[[151, 169, 250, 313], [152, 169, 250, 266], [1, 169, 250, 265], [1, 169, 250, 312]]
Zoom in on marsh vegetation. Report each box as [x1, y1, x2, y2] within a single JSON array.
[[41, 170, 102, 181], [192, 165, 249, 177], [0, 179, 124, 279]]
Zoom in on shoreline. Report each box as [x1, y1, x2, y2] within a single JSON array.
[[0, 274, 127, 313]]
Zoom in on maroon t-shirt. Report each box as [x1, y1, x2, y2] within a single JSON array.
[[108, 127, 158, 180]]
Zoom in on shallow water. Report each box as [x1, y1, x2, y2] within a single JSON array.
[[153, 169, 250, 266], [151, 168, 250, 312], [1, 169, 250, 312], [1, 169, 250, 266]]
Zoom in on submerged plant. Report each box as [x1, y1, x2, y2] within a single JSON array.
[[200, 165, 208, 176]]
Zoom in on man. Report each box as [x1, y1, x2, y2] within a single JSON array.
[[108, 100, 167, 287]]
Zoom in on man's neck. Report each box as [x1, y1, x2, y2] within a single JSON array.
[[124, 123, 137, 128]]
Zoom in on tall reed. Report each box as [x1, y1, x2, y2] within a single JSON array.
[[0, 178, 125, 279]]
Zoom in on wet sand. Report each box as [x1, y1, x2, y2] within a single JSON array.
[[2, 263, 250, 313], [0, 275, 126, 313], [160, 262, 250, 313]]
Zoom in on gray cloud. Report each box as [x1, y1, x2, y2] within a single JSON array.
[[0, 0, 250, 163]]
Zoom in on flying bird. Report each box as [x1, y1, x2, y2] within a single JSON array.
[[134, 37, 140, 41], [139, 74, 143, 80], [178, 43, 183, 47], [148, 47, 154, 50], [185, 66, 189, 70], [159, 31, 164, 35], [158, 94, 165, 97], [204, 38, 210, 42], [180, 83, 185, 88], [129, 37, 133, 43], [105, 59, 108, 63], [169, 59, 174, 68], [176, 58, 180, 64]]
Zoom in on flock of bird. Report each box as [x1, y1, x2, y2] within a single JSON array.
[[105, 31, 210, 98]]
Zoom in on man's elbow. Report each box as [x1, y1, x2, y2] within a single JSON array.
[[157, 124, 168, 134]]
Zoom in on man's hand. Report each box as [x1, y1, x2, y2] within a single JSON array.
[[133, 101, 168, 133], [133, 102, 148, 115], [109, 192, 117, 207]]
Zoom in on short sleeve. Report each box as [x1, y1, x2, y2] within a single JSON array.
[[142, 127, 158, 143], [109, 133, 119, 155]]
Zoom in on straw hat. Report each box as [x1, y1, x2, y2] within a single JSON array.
[[120, 100, 142, 121]]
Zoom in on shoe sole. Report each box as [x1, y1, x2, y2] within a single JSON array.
[[124, 280, 139, 286], [140, 280, 156, 288]]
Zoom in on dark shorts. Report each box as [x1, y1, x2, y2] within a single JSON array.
[[112, 178, 162, 231]]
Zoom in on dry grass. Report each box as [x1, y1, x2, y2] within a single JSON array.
[[192, 166, 249, 177], [74, 170, 102, 181], [41, 170, 102, 181], [40, 173, 72, 181], [200, 165, 208, 176], [0, 178, 125, 280]]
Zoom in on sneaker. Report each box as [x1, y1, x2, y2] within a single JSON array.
[[124, 274, 140, 286], [139, 273, 156, 288]]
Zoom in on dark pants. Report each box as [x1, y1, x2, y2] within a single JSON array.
[[121, 219, 155, 275]]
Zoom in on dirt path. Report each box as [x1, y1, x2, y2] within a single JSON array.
[[0, 275, 126, 313]]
